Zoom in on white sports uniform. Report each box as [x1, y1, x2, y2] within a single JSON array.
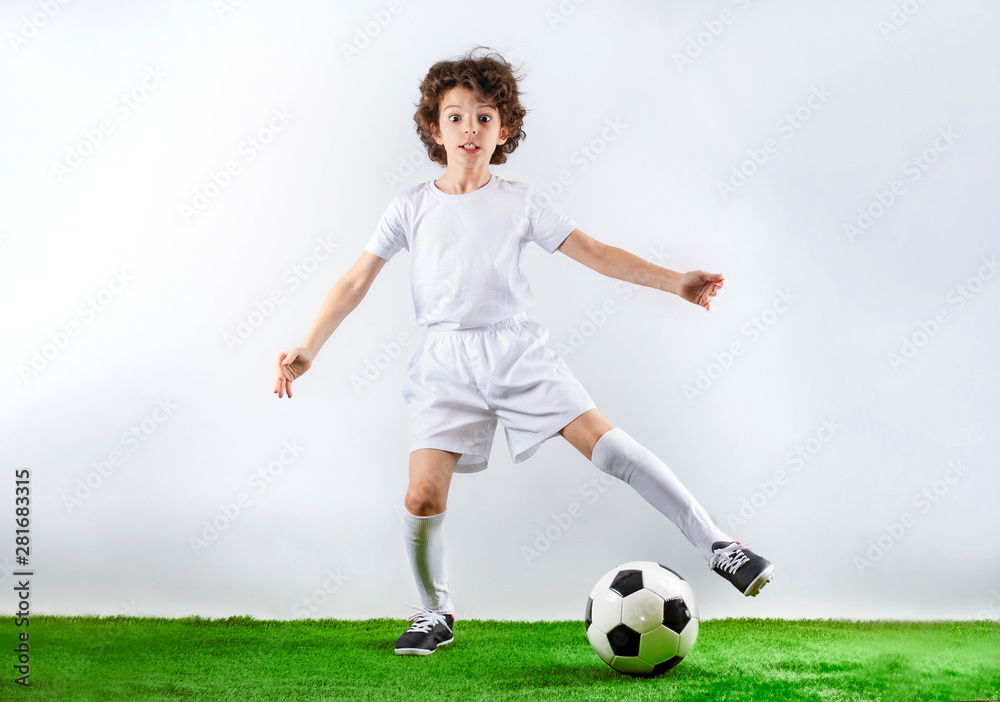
[[365, 175, 596, 472], [370, 175, 736, 624]]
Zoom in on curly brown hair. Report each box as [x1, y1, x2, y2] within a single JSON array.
[[413, 47, 528, 166]]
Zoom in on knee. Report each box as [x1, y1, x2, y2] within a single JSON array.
[[590, 427, 631, 481], [589, 426, 615, 458], [587, 423, 622, 462], [404, 482, 446, 516]]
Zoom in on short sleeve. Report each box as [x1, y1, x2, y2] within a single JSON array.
[[524, 186, 579, 254], [364, 195, 409, 261]]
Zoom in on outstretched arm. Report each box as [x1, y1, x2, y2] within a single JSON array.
[[299, 250, 387, 355], [556, 228, 723, 311], [273, 250, 387, 397]]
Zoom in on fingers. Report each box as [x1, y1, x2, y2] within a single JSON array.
[[702, 276, 723, 311], [274, 377, 293, 398], [274, 350, 295, 398], [274, 352, 287, 396], [707, 275, 724, 299], [689, 272, 724, 310]]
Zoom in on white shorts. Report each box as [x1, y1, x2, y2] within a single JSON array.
[[402, 312, 596, 473]]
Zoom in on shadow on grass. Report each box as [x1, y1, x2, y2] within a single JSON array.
[[529, 662, 619, 685]]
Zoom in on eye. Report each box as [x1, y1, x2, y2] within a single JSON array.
[[480, 115, 491, 122], [448, 114, 460, 122]]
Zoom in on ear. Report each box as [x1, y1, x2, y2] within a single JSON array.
[[498, 127, 509, 144], [432, 123, 444, 146]]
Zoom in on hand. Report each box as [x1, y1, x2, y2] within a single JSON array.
[[273, 347, 314, 398], [676, 271, 724, 311]]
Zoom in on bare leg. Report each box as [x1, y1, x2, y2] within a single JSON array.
[[559, 408, 615, 460], [403, 448, 461, 614], [405, 448, 460, 515]]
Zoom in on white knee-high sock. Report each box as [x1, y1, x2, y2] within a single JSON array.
[[591, 427, 730, 560], [403, 508, 455, 614]]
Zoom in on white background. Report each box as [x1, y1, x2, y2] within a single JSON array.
[[1, 0, 998, 622]]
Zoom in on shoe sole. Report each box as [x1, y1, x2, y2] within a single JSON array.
[[394, 636, 453, 656], [394, 647, 432, 656], [742, 564, 774, 597]]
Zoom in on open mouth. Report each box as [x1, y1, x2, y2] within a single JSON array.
[[460, 143, 480, 153]]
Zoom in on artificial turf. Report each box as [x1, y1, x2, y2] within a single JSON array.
[[3, 616, 998, 701]]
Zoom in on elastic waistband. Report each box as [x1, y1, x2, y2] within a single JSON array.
[[425, 312, 528, 335]]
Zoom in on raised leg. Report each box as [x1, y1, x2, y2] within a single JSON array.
[[562, 410, 730, 560]]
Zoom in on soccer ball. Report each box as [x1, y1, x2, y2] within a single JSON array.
[[585, 561, 699, 676]]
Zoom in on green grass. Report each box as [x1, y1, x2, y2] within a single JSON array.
[[4, 616, 999, 701]]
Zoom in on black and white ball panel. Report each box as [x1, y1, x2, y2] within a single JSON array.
[[585, 560, 700, 677]]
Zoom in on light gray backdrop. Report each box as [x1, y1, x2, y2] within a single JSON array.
[[2, 0, 998, 622]]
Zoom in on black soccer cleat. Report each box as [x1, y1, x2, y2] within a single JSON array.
[[394, 605, 455, 656], [709, 540, 774, 597]]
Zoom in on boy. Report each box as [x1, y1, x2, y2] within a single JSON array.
[[273, 49, 773, 656]]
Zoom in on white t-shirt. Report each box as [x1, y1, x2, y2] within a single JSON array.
[[364, 174, 578, 329]]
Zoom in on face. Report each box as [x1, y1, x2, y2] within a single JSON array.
[[433, 86, 508, 164]]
